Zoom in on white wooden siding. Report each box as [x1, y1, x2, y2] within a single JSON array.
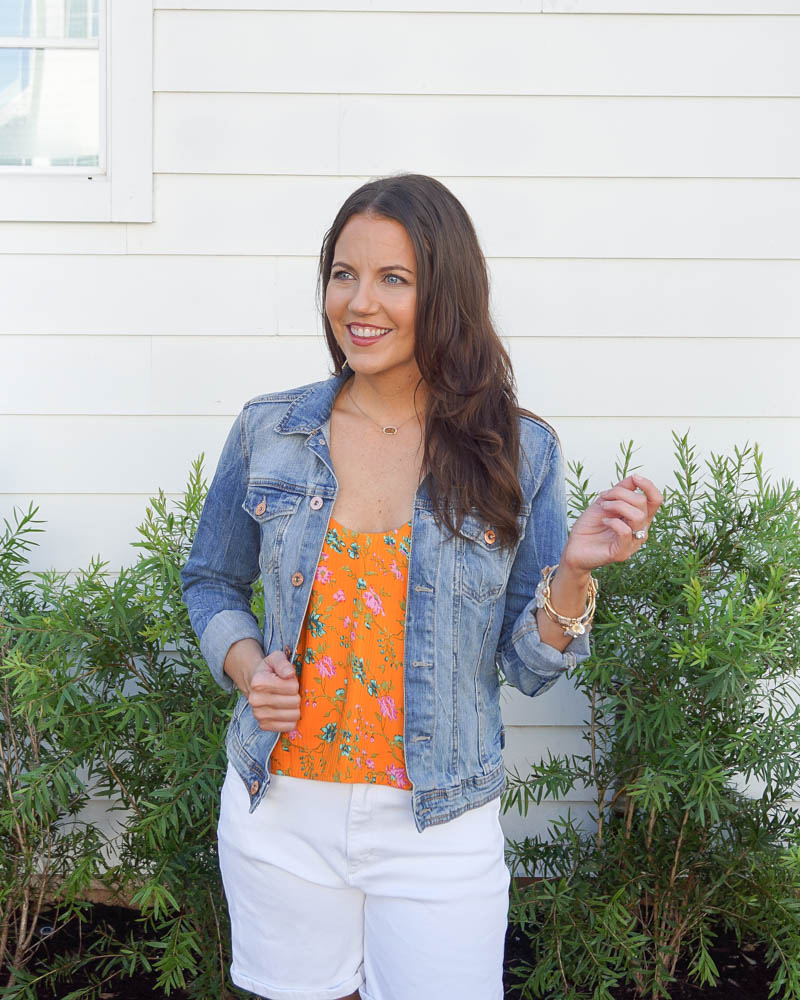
[[116, 175, 800, 258], [5, 175, 800, 257], [159, 2, 800, 11], [1, 3, 797, 839], [154, 12, 800, 96], [4, 336, 799, 419], [155, 94, 800, 178], [543, 2, 800, 12], [2, 256, 799, 338]]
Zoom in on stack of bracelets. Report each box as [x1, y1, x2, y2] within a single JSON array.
[[534, 563, 599, 638]]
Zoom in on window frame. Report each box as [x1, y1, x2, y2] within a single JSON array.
[[0, 0, 152, 223]]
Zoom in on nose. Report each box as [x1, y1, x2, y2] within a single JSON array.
[[348, 278, 377, 316]]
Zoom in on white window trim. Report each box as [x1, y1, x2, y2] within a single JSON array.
[[0, 0, 152, 223]]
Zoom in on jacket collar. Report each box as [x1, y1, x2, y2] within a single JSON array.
[[275, 370, 351, 435]]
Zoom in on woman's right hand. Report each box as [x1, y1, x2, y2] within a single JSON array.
[[223, 640, 301, 731], [248, 651, 301, 732]]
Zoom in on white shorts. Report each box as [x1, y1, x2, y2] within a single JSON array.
[[217, 763, 510, 1000]]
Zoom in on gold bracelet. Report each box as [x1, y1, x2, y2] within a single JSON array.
[[534, 564, 599, 638]]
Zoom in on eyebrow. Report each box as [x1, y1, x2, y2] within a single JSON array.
[[332, 260, 414, 274]]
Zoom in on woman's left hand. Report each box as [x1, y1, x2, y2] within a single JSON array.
[[561, 473, 663, 573]]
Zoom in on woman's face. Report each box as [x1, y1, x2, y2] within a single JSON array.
[[325, 213, 419, 383]]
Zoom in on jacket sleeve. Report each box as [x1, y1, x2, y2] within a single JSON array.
[[495, 428, 591, 697], [180, 410, 264, 692]]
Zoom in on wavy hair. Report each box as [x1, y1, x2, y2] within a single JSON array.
[[318, 173, 523, 548]]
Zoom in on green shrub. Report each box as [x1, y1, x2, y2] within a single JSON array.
[[503, 435, 800, 1000], [0, 460, 247, 999]]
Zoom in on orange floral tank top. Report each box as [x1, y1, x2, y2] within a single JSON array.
[[269, 518, 412, 790]]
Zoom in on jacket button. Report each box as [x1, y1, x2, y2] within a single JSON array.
[[291, 571, 304, 587], [255, 501, 267, 516], [484, 528, 496, 545], [249, 779, 259, 795], [310, 495, 323, 510], [284, 645, 292, 659]]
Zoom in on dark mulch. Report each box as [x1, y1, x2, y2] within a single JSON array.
[[21, 904, 774, 999], [29, 905, 190, 1000], [504, 919, 773, 999]]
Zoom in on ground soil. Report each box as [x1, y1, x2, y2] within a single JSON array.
[[18, 903, 776, 999], [27, 905, 190, 1000]]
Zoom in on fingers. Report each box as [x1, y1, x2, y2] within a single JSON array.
[[598, 498, 646, 532], [262, 649, 297, 680], [250, 664, 298, 692], [601, 516, 632, 541], [597, 484, 646, 534], [598, 484, 646, 510], [631, 474, 664, 519], [249, 656, 300, 731], [611, 474, 663, 514], [572, 471, 663, 568], [253, 714, 301, 733], [601, 474, 664, 529], [249, 691, 301, 731]]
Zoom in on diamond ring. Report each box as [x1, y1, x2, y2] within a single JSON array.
[[633, 528, 647, 540]]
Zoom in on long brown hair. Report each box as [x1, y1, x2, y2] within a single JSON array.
[[318, 173, 523, 548]]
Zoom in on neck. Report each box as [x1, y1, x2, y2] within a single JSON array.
[[347, 369, 427, 423]]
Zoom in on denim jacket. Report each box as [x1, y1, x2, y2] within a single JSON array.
[[180, 372, 590, 831]]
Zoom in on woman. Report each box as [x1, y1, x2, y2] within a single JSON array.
[[181, 173, 662, 1000]]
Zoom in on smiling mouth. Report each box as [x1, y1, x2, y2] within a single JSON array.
[[347, 324, 392, 342]]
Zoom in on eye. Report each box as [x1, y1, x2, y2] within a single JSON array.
[[384, 273, 407, 285], [331, 269, 354, 281]]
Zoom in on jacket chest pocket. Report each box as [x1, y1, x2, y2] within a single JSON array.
[[242, 484, 304, 569], [458, 515, 514, 605]]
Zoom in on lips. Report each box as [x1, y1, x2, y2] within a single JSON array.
[[347, 324, 392, 346]]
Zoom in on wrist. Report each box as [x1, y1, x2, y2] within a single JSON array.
[[553, 559, 592, 591], [535, 562, 598, 638], [223, 639, 265, 696]]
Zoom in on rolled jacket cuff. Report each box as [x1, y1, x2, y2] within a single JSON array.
[[500, 607, 591, 696], [199, 609, 264, 692]]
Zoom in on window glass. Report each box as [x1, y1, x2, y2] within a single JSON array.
[[0, 48, 100, 167], [0, 0, 99, 40]]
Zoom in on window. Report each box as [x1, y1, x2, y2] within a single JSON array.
[[0, 0, 152, 222]]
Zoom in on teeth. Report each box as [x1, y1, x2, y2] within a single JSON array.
[[350, 325, 390, 338]]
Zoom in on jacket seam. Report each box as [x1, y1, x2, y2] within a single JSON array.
[[239, 409, 251, 479]]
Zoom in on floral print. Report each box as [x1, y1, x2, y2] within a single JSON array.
[[362, 588, 384, 616], [377, 695, 397, 720], [269, 518, 412, 790]]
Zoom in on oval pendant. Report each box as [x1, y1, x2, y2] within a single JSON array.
[[382, 426, 398, 435]]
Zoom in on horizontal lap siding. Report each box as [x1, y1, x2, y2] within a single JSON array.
[[154, 12, 800, 95], [120, 176, 800, 257], [3, 336, 798, 417], [2, 256, 799, 337], [542, 2, 800, 12], [5, 175, 800, 256], [158, 1, 547, 10], [155, 94, 800, 178], [158, 1, 800, 11], [1, 5, 797, 832], [0, 494, 169, 573]]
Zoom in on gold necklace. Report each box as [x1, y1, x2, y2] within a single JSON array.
[[348, 384, 419, 436]]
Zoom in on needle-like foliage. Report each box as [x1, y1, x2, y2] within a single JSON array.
[[0, 459, 252, 999], [503, 434, 800, 999]]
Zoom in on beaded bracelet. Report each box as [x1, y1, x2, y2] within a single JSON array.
[[534, 564, 599, 638]]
